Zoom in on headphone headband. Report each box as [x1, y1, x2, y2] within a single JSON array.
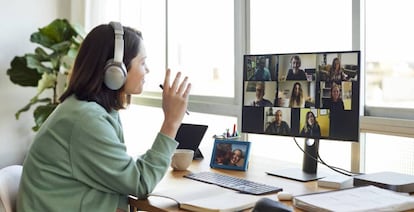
[[109, 22, 124, 63]]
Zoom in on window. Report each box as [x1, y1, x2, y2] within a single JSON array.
[[167, 0, 234, 97], [365, 0, 414, 109], [365, 133, 414, 175], [362, 0, 414, 175]]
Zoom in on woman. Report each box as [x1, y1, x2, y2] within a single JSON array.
[[329, 57, 348, 85], [286, 55, 307, 80], [300, 111, 321, 137], [326, 83, 346, 138], [17, 22, 191, 212], [325, 83, 344, 111], [289, 82, 305, 108]]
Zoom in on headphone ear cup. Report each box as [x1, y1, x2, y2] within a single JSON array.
[[104, 59, 127, 90]]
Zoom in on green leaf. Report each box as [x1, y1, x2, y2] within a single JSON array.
[[15, 97, 52, 119], [50, 40, 71, 53], [48, 53, 61, 70], [32, 104, 58, 131], [33, 47, 50, 61], [25, 54, 53, 74], [15, 102, 32, 120], [6, 56, 42, 87], [30, 19, 77, 49]]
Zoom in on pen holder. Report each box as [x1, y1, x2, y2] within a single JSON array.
[[212, 135, 241, 140]]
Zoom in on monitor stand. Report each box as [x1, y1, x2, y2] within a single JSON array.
[[266, 138, 326, 182]]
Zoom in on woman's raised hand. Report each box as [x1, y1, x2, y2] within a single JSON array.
[[160, 69, 191, 138]]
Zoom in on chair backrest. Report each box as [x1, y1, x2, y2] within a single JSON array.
[[0, 165, 23, 212]]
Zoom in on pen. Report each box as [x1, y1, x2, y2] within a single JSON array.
[[159, 84, 190, 115]]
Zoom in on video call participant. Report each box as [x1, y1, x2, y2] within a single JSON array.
[[249, 56, 272, 81], [251, 81, 273, 107], [328, 57, 348, 86], [17, 22, 191, 212], [300, 111, 321, 137], [286, 55, 307, 81], [323, 83, 344, 111], [289, 82, 306, 108], [326, 83, 348, 139], [265, 110, 291, 135]]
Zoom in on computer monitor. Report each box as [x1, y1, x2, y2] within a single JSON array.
[[242, 51, 361, 182]]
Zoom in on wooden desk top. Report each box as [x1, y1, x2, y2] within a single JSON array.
[[128, 152, 333, 212]]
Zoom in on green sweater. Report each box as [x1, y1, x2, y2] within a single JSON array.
[[17, 96, 178, 212]]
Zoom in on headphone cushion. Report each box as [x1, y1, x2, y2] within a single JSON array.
[[104, 59, 127, 90]]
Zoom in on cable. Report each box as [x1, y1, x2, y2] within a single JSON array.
[[292, 137, 362, 176], [293, 137, 352, 176]]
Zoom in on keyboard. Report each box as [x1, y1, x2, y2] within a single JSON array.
[[184, 171, 283, 195]]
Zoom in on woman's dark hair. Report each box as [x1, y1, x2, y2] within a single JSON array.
[[330, 57, 341, 72], [60, 23, 143, 112], [289, 82, 304, 107]]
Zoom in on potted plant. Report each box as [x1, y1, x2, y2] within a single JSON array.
[[6, 19, 84, 131]]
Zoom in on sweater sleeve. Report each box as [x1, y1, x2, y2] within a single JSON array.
[[70, 112, 178, 198]]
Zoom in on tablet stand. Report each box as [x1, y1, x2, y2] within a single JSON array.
[[193, 148, 204, 160]]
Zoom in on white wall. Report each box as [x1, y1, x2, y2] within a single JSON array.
[[0, 0, 71, 168]]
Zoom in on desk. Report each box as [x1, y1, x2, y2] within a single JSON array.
[[128, 153, 333, 212]]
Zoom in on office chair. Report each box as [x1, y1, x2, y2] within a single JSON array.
[[0, 165, 23, 212]]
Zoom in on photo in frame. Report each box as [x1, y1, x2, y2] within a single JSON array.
[[210, 139, 251, 171]]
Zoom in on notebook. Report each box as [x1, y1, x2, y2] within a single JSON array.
[[175, 123, 208, 159]]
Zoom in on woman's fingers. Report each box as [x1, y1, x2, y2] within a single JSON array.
[[163, 69, 171, 92]]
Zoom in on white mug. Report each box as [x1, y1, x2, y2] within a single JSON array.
[[171, 149, 194, 171]]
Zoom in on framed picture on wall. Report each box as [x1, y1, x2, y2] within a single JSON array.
[[210, 139, 251, 171]]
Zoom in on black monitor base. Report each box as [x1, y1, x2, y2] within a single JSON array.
[[266, 168, 325, 182], [266, 138, 325, 182]]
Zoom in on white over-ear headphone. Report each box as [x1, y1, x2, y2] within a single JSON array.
[[104, 22, 127, 90]]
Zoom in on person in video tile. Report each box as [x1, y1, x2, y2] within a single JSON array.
[[327, 83, 347, 139], [328, 57, 348, 85], [300, 111, 321, 137], [324, 83, 344, 111], [286, 55, 307, 81], [265, 110, 291, 135], [249, 56, 272, 81], [289, 82, 306, 108], [251, 81, 273, 107]]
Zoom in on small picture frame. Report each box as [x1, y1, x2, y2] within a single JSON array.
[[210, 139, 251, 171]]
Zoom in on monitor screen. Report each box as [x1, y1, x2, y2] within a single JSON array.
[[242, 51, 361, 182], [242, 51, 360, 142]]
